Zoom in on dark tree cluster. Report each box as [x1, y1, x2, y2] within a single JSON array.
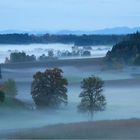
[[41, 34, 124, 46], [104, 32, 140, 67], [82, 51, 91, 56], [0, 33, 124, 46], [0, 34, 33, 44], [57, 47, 91, 57], [38, 50, 57, 61], [74, 34, 124, 46], [9, 52, 36, 63]]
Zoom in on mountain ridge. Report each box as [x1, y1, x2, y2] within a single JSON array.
[[0, 27, 140, 35]]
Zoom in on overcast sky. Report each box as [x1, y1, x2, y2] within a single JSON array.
[[0, 0, 140, 31]]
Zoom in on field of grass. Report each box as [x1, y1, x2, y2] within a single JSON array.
[[0, 97, 27, 111], [2, 119, 140, 139], [66, 76, 83, 84]]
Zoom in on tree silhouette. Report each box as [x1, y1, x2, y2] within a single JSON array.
[[0, 90, 5, 103], [78, 76, 106, 119], [31, 68, 68, 109]]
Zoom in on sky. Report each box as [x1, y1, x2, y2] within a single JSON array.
[[0, 0, 140, 31]]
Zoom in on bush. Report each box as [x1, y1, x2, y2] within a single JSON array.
[[3, 79, 17, 98], [82, 51, 91, 56], [0, 90, 5, 103]]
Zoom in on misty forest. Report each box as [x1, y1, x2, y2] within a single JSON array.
[[1, 0, 140, 139]]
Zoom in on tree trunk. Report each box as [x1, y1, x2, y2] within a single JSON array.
[[90, 110, 94, 121]]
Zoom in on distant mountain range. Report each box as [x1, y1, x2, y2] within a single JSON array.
[[0, 27, 140, 35], [56, 27, 140, 35], [93, 27, 140, 35]]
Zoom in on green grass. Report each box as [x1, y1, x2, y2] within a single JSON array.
[[0, 97, 27, 111], [66, 76, 83, 84]]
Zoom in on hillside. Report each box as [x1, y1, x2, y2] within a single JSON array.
[[2, 119, 140, 139], [104, 32, 140, 67]]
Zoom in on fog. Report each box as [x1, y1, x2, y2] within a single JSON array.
[[1, 63, 140, 132], [1, 44, 140, 133], [0, 44, 112, 63]]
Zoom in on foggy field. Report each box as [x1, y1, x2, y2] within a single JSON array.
[[1, 45, 140, 137], [0, 0, 140, 138], [1, 59, 140, 133], [2, 119, 140, 139], [0, 44, 112, 63]]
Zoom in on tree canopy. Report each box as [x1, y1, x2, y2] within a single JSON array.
[[104, 32, 140, 67], [31, 68, 68, 109], [78, 76, 106, 119], [9, 52, 36, 63]]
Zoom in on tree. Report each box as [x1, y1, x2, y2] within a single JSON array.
[[3, 79, 17, 98], [48, 50, 54, 58], [82, 51, 91, 56], [78, 76, 106, 119], [0, 90, 5, 103], [9, 52, 36, 63], [31, 68, 68, 109]]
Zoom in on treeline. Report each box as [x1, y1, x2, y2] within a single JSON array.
[[104, 32, 140, 67], [5, 51, 57, 63], [9, 52, 36, 63], [0, 33, 125, 46]]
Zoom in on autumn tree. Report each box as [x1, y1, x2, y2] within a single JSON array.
[[31, 68, 68, 109], [78, 76, 106, 119]]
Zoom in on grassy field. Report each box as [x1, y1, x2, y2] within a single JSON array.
[[0, 97, 27, 111], [1, 57, 140, 139], [2, 57, 102, 69], [1, 119, 140, 139], [66, 75, 83, 84]]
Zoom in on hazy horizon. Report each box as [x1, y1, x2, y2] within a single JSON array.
[[0, 0, 140, 31]]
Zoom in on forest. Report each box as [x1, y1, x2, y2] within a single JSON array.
[[104, 32, 140, 67], [0, 33, 125, 46]]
